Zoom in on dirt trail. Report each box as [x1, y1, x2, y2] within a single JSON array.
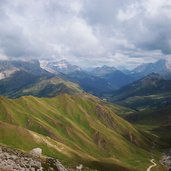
[[146, 136, 158, 171], [147, 159, 157, 171]]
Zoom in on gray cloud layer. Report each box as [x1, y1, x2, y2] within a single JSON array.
[[0, 0, 171, 68]]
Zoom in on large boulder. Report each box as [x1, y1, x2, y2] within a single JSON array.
[[29, 148, 42, 158]]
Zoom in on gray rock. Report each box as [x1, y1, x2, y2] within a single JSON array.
[[54, 159, 68, 171], [29, 148, 42, 158], [0, 145, 68, 171]]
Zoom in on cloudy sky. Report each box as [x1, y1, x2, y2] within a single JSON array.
[[0, 0, 171, 68]]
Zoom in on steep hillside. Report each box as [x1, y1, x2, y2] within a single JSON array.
[[111, 73, 171, 110], [0, 94, 159, 171], [0, 71, 41, 97], [124, 105, 171, 147], [114, 93, 171, 111], [16, 77, 83, 97], [0, 70, 82, 98]]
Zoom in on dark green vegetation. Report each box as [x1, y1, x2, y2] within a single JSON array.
[[0, 94, 160, 171], [0, 71, 82, 98], [0, 59, 82, 98], [110, 73, 171, 170], [0, 70, 40, 97], [124, 105, 171, 148], [111, 73, 171, 111], [18, 77, 83, 97]]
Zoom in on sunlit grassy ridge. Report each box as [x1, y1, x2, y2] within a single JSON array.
[[0, 94, 157, 170], [20, 77, 83, 97], [0, 75, 83, 98]]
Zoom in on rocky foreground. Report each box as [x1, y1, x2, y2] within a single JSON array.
[[161, 150, 171, 171], [0, 145, 68, 171]]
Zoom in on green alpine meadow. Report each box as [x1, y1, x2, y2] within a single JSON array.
[[0, 94, 153, 170]]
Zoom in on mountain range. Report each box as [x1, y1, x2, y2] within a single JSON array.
[[132, 59, 171, 79], [40, 59, 171, 97], [0, 58, 170, 170], [40, 59, 82, 75], [0, 59, 170, 99], [40, 60, 137, 96], [91, 65, 117, 76]]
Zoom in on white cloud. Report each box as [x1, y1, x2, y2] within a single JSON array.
[[118, 3, 140, 21], [0, 0, 170, 68], [0, 51, 8, 60]]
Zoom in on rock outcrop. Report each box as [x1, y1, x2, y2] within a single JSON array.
[[161, 150, 171, 171], [0, 146, 68, 171]]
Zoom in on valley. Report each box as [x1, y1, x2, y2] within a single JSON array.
[[0, 59, 171, 171]]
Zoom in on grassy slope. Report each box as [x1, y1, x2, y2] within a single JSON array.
[[20, 77, 83, 97], [0, 94, 155, 170], [0, 71, 83, 98], [0, 71, 40, 97], [105, 102, 136, 116], [112, 74, 171, 101], [125, 105, 171, 147], [120, 105, 171, 171], [115, 93, 171, 112], [111, 74, 171, 112]]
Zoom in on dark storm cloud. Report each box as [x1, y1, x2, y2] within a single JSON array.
[[0, 0, 170, 67]]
